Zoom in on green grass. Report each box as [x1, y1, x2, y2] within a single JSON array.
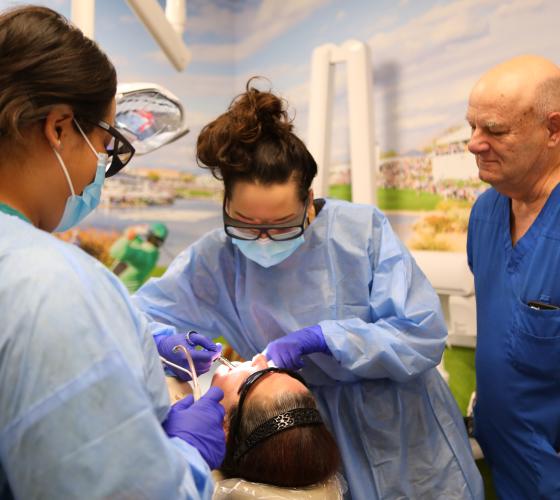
[[176, 188, 216, 199], [328, 185, 443, 211], [328, 184, 352, 201], [378, 188, 442, 210], [150, 265, 167, 278], [443, 346, 476, 416]]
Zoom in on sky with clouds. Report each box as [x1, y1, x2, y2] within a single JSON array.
[[2, 0, 559, 170]]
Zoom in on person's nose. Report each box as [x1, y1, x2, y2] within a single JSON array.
[[468, 128, 490, 155], [251, 354, 268, 369]]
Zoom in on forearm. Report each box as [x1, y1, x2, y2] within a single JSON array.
[[321, 311, 446, 382]]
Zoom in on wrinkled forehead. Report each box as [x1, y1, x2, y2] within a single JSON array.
[[467, 87, 536, 128], [467, 74, 536, 122]]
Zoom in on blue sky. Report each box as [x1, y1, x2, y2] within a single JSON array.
[[3, 0, 560, 171]]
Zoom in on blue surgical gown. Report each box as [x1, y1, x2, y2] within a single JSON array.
[[133, 198, 484, 500], [468, 186, 560, 499], [0, 212, 213, 499]]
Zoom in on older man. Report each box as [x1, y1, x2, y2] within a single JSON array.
[[466, 55, 560, 498]]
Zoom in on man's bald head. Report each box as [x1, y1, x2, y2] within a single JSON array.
[[470, 55, 560, 119], [466, 55, 560, 198]]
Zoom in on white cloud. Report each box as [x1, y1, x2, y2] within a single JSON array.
[[191, 0, 330, 64], [336, 10, 347, 21], [119, 14, 137, 24], [143, 50, 168, 65], [400, 111, 449, 131], [365, 0, 560, 151]]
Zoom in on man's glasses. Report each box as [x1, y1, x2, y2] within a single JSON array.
[[223, 197, 309, 241], [78, 118, 136, 178], [231, 367, 309, 444]]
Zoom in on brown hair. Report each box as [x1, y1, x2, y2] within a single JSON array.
[[220, 392, 340, 488], [0, 5, 116, 142], [196, 77, 317, 201]]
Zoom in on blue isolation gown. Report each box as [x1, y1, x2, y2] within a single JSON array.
[[468, 186, 560, 499], [134, 199, 483, 500], [0, 210, 213, 499]]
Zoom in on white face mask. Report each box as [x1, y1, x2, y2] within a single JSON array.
[[232, 235, 305, 267], [53, 120, 108, 232]]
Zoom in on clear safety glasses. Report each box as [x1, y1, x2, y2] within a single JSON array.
[[223, 197, 309, 241], [78, 118, 136, 178]]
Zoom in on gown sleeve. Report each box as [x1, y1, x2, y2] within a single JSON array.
[[319, 213, 447, 382], [132, 234, 237, 345], [0, 247, 214, 500]]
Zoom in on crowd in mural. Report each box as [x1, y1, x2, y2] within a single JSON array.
[[432, 141, 469, 155], [378, 140, 486, 203]]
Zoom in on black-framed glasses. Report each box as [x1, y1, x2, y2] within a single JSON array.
[[231, 367, 309, 445], [223, 197, 310, 241], [78, 118, 136, 178]]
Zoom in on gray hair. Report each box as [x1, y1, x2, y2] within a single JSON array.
[[534, 76, 560, 120]]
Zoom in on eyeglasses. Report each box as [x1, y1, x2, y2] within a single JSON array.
[[223, 197, 310, 241], [78, 118, 136, 178], [231, 367, 309, 447]]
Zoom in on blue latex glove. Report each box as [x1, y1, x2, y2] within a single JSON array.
[[156, 332, 222, 381], [265, 325, 331, 370], [163, 386, 226, 470]]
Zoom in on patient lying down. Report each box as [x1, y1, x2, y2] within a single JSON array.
[[168, 355, 340, 487], [211, 355, 340, 487]]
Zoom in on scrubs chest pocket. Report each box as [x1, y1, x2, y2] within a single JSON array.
[[509, 301, 560, 378]]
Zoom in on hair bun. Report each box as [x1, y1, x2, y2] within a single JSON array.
[[196, 77, 294, 177]]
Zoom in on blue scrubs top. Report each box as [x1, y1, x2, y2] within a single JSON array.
[[135, 199, 483, 500], [468, 186, 560, 499]]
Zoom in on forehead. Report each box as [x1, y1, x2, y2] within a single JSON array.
[[466, 83, 534, 126], [246, 372, 309, 404], [231, 180, 300, 203], [229, 181, 302, 219]]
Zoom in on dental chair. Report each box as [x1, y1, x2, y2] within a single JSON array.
[[212, 470, 344, 499]]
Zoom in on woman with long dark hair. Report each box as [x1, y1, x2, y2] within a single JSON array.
[[0, 6, 223, 498]]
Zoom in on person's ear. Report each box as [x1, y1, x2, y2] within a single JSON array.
[[307, 188, 315, 220], [223, 410, 231, 438], [43, 105, 74, 152], [546, 111, 560, 147]]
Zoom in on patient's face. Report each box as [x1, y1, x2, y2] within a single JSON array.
[[211, 355, 309, 413]]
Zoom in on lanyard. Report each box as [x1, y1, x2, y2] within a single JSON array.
[[0, 202, 31, 223]]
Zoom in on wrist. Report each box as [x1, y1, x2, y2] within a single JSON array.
[[310, 325, 330, 354]]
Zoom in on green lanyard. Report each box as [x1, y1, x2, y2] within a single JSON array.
[[0, 202, 31, 223]]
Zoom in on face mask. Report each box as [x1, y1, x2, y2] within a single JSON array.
[[53, 120, 108, 232], [232, 235, 305, 268]]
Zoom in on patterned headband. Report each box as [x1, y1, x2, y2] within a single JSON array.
[[233, 407, 323, 461]]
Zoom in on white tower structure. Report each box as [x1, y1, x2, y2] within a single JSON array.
[[307, 40, 377, 205]]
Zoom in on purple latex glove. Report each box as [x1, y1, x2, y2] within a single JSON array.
[[163, 386, 226, 470], [265, 325, 331, 370], [156, 332, 222, 381]]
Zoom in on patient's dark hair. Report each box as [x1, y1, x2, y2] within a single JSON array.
[[196, 77, 317, 202], [220, 391, 340, 488]]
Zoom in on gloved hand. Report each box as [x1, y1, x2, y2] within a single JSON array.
[[163, 386, 226, 470], [156, 332, 222, 381], [265, 325, 331, 370]]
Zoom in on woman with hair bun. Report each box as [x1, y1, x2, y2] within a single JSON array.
[[134, 79, 484, 499]]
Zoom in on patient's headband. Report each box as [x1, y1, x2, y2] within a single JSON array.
[[234, 407, 323, 461]]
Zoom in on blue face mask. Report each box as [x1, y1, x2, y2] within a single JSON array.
[[53, 120, 108, 232], [232, 235, 305, 268]]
